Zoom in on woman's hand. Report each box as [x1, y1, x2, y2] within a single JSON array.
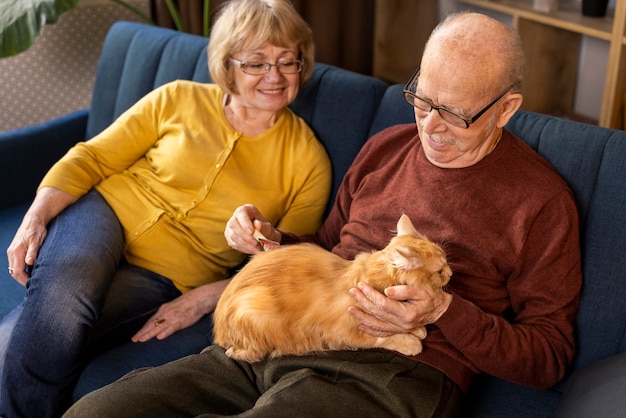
[[132, 279, 231, 342], [6, 187, 77, 286], [224, 204, 280, 254], [6, 215, 47, 286], [348, 282, 452, 336]]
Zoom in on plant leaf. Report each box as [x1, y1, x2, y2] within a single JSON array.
[[0, 0, 80, 58], [164, 0, 184, 33], [203, 0, 210, 37]]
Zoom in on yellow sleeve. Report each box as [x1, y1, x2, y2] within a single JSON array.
[[252, 111, 331, 236], [38, 83, 172, 197], [273, 131, 331, 235]]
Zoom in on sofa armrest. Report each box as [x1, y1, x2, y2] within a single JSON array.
[[0, 110, 89, 210], [554, 352, 626, 418]]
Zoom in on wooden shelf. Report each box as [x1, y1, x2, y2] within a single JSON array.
[[459, 0, 626, 129], [462, 0, 615, 39]]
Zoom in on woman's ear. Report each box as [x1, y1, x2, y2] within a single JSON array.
[[496, 92, 523, 128]]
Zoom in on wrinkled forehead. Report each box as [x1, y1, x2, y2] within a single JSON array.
[[419, 16, 508, 98], [419, 41, 501, 104]]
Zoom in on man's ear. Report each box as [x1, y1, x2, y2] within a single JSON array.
[[496, 93, 523, 128]]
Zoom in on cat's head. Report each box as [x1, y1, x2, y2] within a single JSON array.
[[383, 214, 451, 289]]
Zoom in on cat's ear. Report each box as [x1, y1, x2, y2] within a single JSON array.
[[397, 214, 418, 236], [388, 246, 424, 271]]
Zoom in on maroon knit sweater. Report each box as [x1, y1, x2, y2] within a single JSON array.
[[282, 123, 582, 393]]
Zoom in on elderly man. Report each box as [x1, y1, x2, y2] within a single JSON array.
[[65, 12, 581, 418]]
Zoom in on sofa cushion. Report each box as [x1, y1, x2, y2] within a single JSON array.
[[555, 351, 626, 418], [290, 63, 387, 212], [506, 112, 626, 374], [369, 84, 415, 137], [87, 22, 211, 139], [0, 204, 30, 318], [464, 373, 561, 418], [0, 110, 89, 210]]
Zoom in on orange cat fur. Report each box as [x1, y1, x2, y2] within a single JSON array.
[[213, 214, 451, 362]]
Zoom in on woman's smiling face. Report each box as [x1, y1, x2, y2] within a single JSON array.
[[230, 43, 301, 114]]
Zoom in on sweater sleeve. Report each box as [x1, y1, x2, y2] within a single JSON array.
[[435, 190, 582, 389], [272, 130, 332, 236], [278, 136, 368, 251], [38, 85, 168, 197]]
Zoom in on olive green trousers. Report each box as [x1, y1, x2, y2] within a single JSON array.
[[64, 345, 462, 418]]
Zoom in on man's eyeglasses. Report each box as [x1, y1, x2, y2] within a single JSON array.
[[230, 58, 304, 75], [403, 67, 521, 129]]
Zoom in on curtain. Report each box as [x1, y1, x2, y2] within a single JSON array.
[[292, 0, 375, 75], [150, 0, 376, 76]]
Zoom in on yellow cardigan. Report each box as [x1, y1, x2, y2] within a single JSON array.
[[39, 81, 331, 292]]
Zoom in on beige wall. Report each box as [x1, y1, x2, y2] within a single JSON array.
[[447, 0, 618, 123], [0, 0, 151, 132]]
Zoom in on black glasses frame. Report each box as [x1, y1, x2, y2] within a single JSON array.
[[403, 67, 521, 129]]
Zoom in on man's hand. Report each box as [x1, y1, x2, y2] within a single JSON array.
[[348, 282, 452, 336]]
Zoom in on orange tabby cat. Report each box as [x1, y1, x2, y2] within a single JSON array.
[[213, 214, 451, 362]]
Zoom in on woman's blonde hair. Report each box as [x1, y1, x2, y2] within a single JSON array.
[[208, 0, 315, 95]]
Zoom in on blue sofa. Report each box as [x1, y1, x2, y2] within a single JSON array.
[[1, 21, 626, 417]]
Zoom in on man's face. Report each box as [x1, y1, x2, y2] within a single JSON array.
[[413, 64, 505, 169]]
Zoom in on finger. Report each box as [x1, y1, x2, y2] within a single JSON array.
[[234, 205, 259, 232], [349, 286, 389, 325], [224, 217, 247, 241], [226, 211, 264, 254], [359, 282, 422, 320], [146, 317, 181, 341], [347, 305, 395, 337], [24, 245, 40, 267], [154, 325, 176, 340], [131, 315, 164, 342], [131, 323, 154, 342], [8, 268, 28, 286], [225, 227, 259, 254], [12, 271, 29, 286], [7, 244, 23, 276], [231, 234, 262, 255], [254, 219, 280, 243], [384, 285, 415, 301], [352, 282, 389, 316], [7, 252, 28, 286], [351, 284, 416, 332]]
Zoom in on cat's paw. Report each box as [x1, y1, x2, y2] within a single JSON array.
[[377, 333, 424, 356], [225, 347, 265, 363], [411, 326, 427, 339]]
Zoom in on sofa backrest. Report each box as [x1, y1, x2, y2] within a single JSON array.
[[506, 112, 626, 373], [87, 22, 211, 138], [290, 64, 387, 209]]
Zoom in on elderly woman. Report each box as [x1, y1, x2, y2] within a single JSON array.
[[1, 0, 330, 416]]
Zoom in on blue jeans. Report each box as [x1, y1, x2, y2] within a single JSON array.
[[0, 191, 210, 418]]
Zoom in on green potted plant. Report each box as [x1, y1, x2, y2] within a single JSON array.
[[0, 0, 210, 58]]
